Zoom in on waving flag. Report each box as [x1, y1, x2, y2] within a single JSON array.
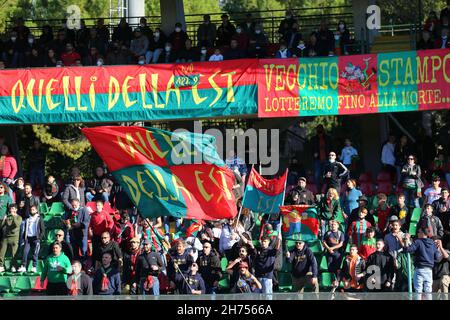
[[174, 219, 204, 239], [280, 205, 319, 241], [82, 126, 237, 220], [242, 167, 288, 214]]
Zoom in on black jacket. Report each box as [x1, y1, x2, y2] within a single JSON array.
[[135, 251, 163, 282], [287, 245, 318, 278], [365, 250, 395, 289], [288, 186, 315, 205], [94, 241, 123, 264], [66, 272, 93, 295], [198, 251, 222, 285], [24, 215, 45, 240]]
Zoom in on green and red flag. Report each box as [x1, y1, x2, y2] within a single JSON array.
[[280, 205, 319, 241], [174, 219, 204, 239], [82, 126, 238, 220]]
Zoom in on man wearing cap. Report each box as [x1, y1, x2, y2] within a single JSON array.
[[286, 240, 319, 292], [198, 241, 222, 294], [288, 177, 315, 205], [423, 175, 442, 205], [180, 262, 206, 295], [347, 195, 374, 231], [254, 235, 281, 294], [135, 239, 163, 295], [123, 237, 141, 294], [235, 262, 262, 293]]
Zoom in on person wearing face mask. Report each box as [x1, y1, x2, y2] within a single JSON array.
[[336, 20, 350, 55], [278, 9, 298, 41], [322, 151, 349, 194], [417, 30, 435, 50], [248, 25, 268, 58], [169, 22, 189, 52], [216, 14, 236, 47], [275, 42, 292, 58], [199, 46, 209, 62], [435, 27, 450, 48], [232, 24, 250, 51], [440, 0, 450, 24], [148, 27, 166, 63], [176, 39, 199, 62], [139, 17, 153, 41], [157, 42, 177, 63], [197, 14, 216, 48]]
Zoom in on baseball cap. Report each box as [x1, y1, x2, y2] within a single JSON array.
[[298, 177, 307, 182], [389, 216, 399, 222]]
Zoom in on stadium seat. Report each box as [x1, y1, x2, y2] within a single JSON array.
[[359, 172, 373, 183], [410, 208, 422, 223], [409, 221, 418, 236], [277, 272, 292, 292], [48, 202, 65, 216], [31, 276, 47, 292], [0, 277, 11, 293], [376, 171, 391, 182], [307, 240, 323, 253], [12, 276, 32, 293], [377, 181, 393, 195], [318, 255, 328, 272], [46, 229, 59, 244], [39, 203, 49, 215], [218, 275, 230, 293], [220, 257, 228, 272], [359, 182, 375, 196], [320, 272, 333, 289]]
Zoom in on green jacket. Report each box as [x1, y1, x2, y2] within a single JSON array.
[[42, 253, 73, 284], [0, 194, 12, 219], [1, 214, 22, 238], [317, 198, 343, 222]]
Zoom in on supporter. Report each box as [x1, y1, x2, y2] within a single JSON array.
[[0, 61, 5, 70], [0, 144, 18, 195], [0, 203, 22, 272], [216, 14, 236, 47], [424, 11, 440, 39], [26, 47, 44, 67], [180, 262, 205, 295], [197, 14, 216, 48], [365, 239, 395, 292], [19, 183, 40, 223], [95, 18, 110, 43], [227, 245, 254, 289], [381, 134, 397, 179], [401, 155, 423, 208], [316, 20, 335, 56], [430, 153, 446, 181], [111, 211, 134, 253], [389, 193, 411, 232], [51, 29, 69, 57], [75, 20, 90, 55], [75, 59, 83, 67], [417, 30, 435, 50], [41, 241, 73, 295], [291, 39, 307, 58], [169, 22, 189, 52], [43, 48, 58, 67], [86, 166, 113, 203], [123, 237, 141, 294], [432, 188, 450, 248], [286, 240, 319, 292], [278, 10, 298, 41], [49, 230, 74, 261], [423, 176, 442, 205], [435, 27, 450, 48], [198, 241, 222, 294], [106, 42, 130, 65], [373, 193, 390, 235], [138, 17, 153, 40], [112, 17, 133, 47], [335, 20, 351, 55], [240, 13, 256, 36], [358, 227, 376, 260], [232, 24, 250, 51], [440, 0, 450, 24], [67, 260, 93, 296], [135, 239, 163, 295], [18, 204, 44, 273], [394, 135, 414, 184], [342, 179, 362, 217], [223, 39, 245, 60], [130, 28, 149, 63], [13, 178, 24, 205], [310, 125, 333, 190], [284, 22, 302, 49], [275, 42, 292, 58], [58, 18, 76, 43], [322, 151, 349, 193], [60, 42, 81, 66], [176, 39, 199, 63], [247, 25, 268, 58], [254, 235, 281, 294], [349, 207, 372, 248], [92, 252, 121, 295], [417, 204, 444, 239], [339, 244, 365, 292], [433, 239, 450, 293], [208, 48, 223, 61], [62, 175, 86, 210], [0, 182, 12, 219], [400, 227, 441, 296], [12, 17, 30, 40], [148, 27, 166, 63], [87, 28, 107, 57], [157, 42, 177, 63], [63, 198, 90, 262], [220, 218, 240, 260], [66, 167, 81, 187], [234, 262, 262, 293], [168, 240, 194, 293], [340, 138, 358, 169], [442, 15, 450, 29], [322, 220, 344, 278], [42, 175, 60, 205], [318, 188, 343, 237], [38, 25, 54, 49], [288, 177, 315, 205], [82, 46, 101, 66]]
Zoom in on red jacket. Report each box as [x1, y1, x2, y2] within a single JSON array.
[[61, 51, 81, 66], [89, 210, 114, 236], [0, 155, 17, 180]]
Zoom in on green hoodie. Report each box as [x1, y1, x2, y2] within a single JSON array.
[[0, 194, 12, 219], [42, 253, 72, 283], [1, 214, 22, 238]]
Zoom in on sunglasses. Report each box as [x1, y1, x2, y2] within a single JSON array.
[[56, 234, 64, 237]]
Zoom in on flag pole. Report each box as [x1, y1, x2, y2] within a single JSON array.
[[145, 218, 194, 293], [234, 164, 254, 232]]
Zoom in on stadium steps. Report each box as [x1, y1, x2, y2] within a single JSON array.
[[370, 35, 412, 53]]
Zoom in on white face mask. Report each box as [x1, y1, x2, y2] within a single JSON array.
[[165, 46, 171, 52], [154, 32, 160, 37], [339, 24, 345, 29], [201, 49, 207, 54], [255, 30, 261, 34], [175, 27, 181, 32], [97, 60, 103, 66], [28, 38, 34, 44], [236, 28, 242, 34], [11, 37, 16, 42], [138, 60, 145, 65]]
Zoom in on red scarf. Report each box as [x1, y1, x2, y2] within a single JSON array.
[[101, 267, 111, 292], [69, 274, 80, 296]]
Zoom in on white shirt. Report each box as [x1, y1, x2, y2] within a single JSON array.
[[424, 187, 441, 204], [209, 54, 223, 61], [219, 223, 240, 253], [340, 146, 358, 165], [381, 142, 396, 166], [26, 214, 40, 237]]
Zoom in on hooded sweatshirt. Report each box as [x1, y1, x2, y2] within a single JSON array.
[[287, 245, 318, 278], [405, 237, 441, 269], [42, 253, 72, 283]]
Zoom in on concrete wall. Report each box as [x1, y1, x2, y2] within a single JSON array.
[[160, 0, 186, 35]]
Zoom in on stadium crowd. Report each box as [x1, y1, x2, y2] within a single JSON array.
[[0, 121, 447, 297]]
